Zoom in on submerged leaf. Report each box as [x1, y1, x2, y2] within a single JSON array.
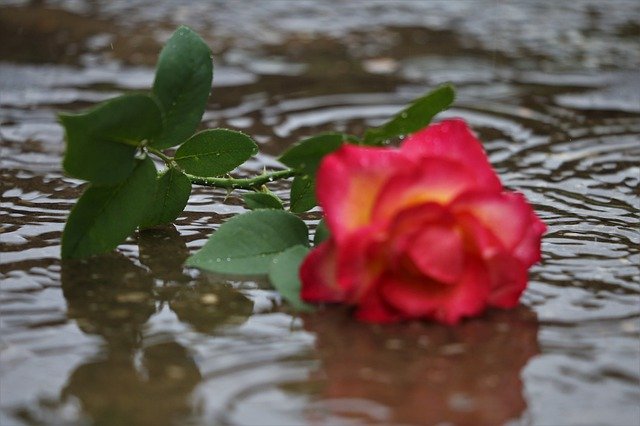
[[186, 210, 309, 275], [269, 245, 314, 312], [60, 94, 162, 185], [313, 219, 330, 246], [243, 192, 284, 210], [61, 157, 157, 259], [140, 168, 192, 229], [363, 84, 455, 145], [290, 175, 317, 213], [152, 26, 213, 149], [174, 129, 258, 177]]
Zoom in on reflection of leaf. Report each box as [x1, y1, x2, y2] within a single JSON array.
[[169, 282, 254, 334], [363, 84, 455, 146], [62, 157, 157, 259], [174, 129, 258, 177], [269, 245, 314, 312], [138, 224, 190, 283], [301, 306, 539, 425], [60, 94, 162, 184], [61, 340, 200, 425], [152, 26, 213, 149], [140, 168, 192, 229], [61, 252, 155, 347], [186, 210, 309, 275], [290, 175, 316, 213]]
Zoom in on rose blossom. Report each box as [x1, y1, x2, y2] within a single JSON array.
[[300, 119, 546, 324]]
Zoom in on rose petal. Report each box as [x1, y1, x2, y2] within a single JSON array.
[[354, 287, 401, 323], [455, 210, 504, 259], [335, 226, 387, 302], [381, 256, 491, 324], [300, 240, 344, 302], [372, 158, 478, 223], [387, 202, 451, 235], [513, 213, 546, 267], [316, 145, 413, 241], [487, 253, 528, 308], [384, 202, 455, 272], [406, 225, 465, 284], [401, 119, 501, 191], [453, 191, 532, 252]]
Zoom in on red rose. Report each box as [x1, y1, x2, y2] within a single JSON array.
[[300, 119, 546, 324]]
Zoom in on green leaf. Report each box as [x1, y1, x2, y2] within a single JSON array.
[[313, 219, 330, 246], [174, 129, 258, 177], [61, 157, 157, 259], [186, 210, 309, 275], [268, 245, 314, 312], [152, 26, 213, 149], [278, 133, 347, 175], [60, 94, 162, 185], [363, 84, 455, 146], [243, 192, 284, 210], [290, 175, 317, 213], [140, 168, 192, 229]]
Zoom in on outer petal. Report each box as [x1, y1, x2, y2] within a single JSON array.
[[316, 145, 413, 241], [513, 213, 546, 267], [380, 256, 491, 325], [335, 225, 387, 302], [401, 119, 501, 191], [300, 240, 344, 303], [353, 287, 401, 323], [371, 158, 478, 223], [486, 253, 528, 308], [452, 191, 532, 252]]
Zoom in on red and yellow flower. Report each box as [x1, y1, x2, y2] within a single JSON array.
[[300, 119, 546, 324]]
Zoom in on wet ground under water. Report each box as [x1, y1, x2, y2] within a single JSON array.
[[1, 1, 639, 425]]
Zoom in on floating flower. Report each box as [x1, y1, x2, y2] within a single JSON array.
[[300, 119, 546, 324]]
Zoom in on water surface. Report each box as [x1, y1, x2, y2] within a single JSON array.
[[1, 1, 639, 425]]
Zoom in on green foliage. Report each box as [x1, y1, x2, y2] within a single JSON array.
[[363, 84, 455, 146], [152, 26, 213, 149], [313, 219, 330, 245], [140, 168, 192, 229], [185, 210, 309, 275], [61, 158, 157, 259], [174, 129, 258, 177], [57, 25, 457, 313], [289, 175, 317, 213], [268, 245, 314, 311], [61, 94, 162, 185], [243, 192, 284, 210]]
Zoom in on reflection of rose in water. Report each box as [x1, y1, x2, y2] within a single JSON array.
[[303, 307, 539, 425]]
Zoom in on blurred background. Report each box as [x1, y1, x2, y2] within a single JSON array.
[[1, 1, 639, 425]]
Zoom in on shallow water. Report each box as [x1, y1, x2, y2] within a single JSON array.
[[1, 1, 639, 425]]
